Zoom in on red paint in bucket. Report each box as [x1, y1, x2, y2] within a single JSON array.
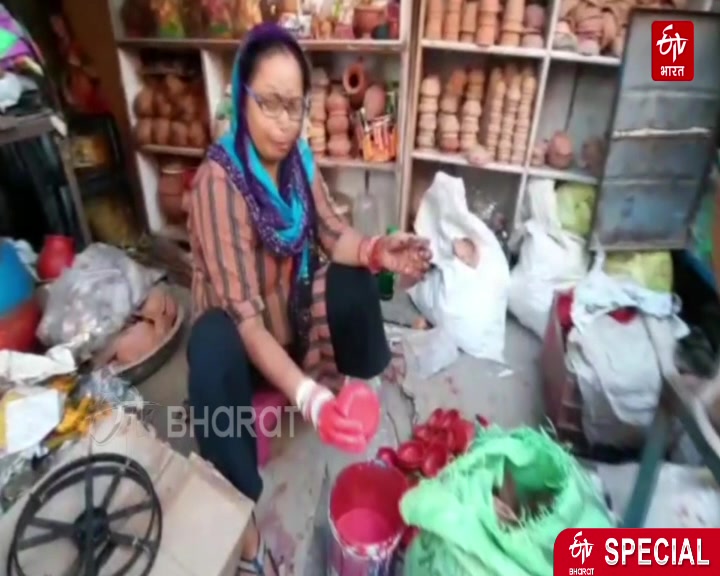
[[328, 462, 408, 576]]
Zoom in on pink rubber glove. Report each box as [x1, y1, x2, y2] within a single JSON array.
[[296, 379, 368, 453]]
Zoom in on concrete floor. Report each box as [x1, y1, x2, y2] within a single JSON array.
[[139, 288, 543, 574]]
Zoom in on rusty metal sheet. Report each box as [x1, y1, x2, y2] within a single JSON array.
[[591, 9, 720, 251]]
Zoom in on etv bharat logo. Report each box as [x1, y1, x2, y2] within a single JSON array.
[[569, 531, 594, 565], [655, 23, 688, 64]]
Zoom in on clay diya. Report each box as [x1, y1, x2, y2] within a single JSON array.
[[376, 446, 400, 468], [396, 440, 425, 472], [421, 444, 451, 478]]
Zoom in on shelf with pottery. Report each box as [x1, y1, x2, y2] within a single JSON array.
[[110, 0, 414, 243], [399, 0, 708, 232]]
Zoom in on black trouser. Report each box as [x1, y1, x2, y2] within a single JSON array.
[[187, 263, 391, 501]]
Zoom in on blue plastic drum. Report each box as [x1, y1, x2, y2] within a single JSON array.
[[0, 240, 34, 317]]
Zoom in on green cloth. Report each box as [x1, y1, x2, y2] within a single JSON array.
[[401, 427, 614, 576]]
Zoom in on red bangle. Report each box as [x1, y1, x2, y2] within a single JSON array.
[[358, 236, 382, 273], [369, 237, 384, 273]]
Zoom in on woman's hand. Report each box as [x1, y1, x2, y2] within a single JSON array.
[[373, 233, 433, 280], [295, 379, 368, 453]]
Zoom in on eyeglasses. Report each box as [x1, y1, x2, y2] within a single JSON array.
[[245, 85, 308, 122]]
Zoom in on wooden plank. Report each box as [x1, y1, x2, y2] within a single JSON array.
[[117, 37, 404, 54]]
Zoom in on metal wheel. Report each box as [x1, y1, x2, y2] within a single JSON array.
[[8, 454, 162, 576]]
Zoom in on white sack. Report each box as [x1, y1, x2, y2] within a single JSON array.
[[508, 221, 589, 337], [408, 172, 510, 362], [508, 178, 589, 338]]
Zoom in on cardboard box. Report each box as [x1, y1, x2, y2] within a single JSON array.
[[0, 412, 253, 575]]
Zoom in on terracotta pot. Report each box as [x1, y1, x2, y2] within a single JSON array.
[[37, 235, 75, 282], [343, 62, 368, 108], [363, 84, 387, 120], [326, 114, 350, 135], [353, 5, 385, 38], [0, 297, 41, 352], [158, 164, 186, 223], [327, 136, 352, 157], [326, 89, 349, 115]]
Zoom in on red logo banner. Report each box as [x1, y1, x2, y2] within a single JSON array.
[[554, 528, 719, 574]]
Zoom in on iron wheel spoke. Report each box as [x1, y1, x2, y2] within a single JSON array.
[[109, 530, 154, 551], [100, 468, 123, 510], [106, 500, 154, 523]]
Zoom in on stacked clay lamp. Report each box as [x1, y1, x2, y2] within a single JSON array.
[[425, 0, 443, 39], [522, 4, 547, 49], [482, 68, 505, 159], [326, 87, 352, 159], [460, 1, 479, 42], [554, 0, 686, 57], [460, 68, 484, 152], [511, 67, 537, 164], [309, 68, 329, 156], [500, 0, 525, 47], [416, 75, 441, 150], [133, 74, 209, 149], [438, 69, 466, 153], [477, 0, 501, 45], [481, 64, 538, 164], [443, 0, 463, 41]]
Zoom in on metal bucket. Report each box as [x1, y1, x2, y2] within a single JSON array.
[[327, 462, 408, 576]]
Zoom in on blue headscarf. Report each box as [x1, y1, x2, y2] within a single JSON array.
[[206, 24, 318, 359]]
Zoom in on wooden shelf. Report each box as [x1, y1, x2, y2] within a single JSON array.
[[316, 157, 396, 172], [140, 145, 205, 158], [527, 165, 599, 185], [412, 149, 525, 176], [421, 39, 545, 59], [117, 37, 404, 54], [550, 50, 621, 67]]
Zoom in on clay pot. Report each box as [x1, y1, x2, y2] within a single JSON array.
[[158, 163, 186, 223], [170, 121, 189, 147], [37, 235, 75, 282], [134, 87, 155, 117], [134, 119, 153, 145], [327, 136, 351, 157], [420, 75, 442, 97], [521, 33, 544, 48], [342, 62, 368, 108], [354, 5, 385, 38], [363, 84, 387, 120], [152, 119, 171, 145], [114, 321, 158, 366], [547, 132, 574, 169], [524, 4, 546, 31], [327, 114, 350, 135], [327, 89, 350, 115]]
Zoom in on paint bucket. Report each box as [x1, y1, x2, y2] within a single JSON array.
[[327, 462, 408, 576]]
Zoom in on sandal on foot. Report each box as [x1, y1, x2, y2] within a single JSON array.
[[237, 536, 280, 576]]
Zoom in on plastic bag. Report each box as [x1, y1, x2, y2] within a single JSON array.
[[555, 182, 597, 237], [603, 251, 673, 293], [402, 427, 614, 576], [37, 244, 163, 360], [408, 172, 510, 362]]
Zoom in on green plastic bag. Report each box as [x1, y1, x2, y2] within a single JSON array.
[[556, 183, 597, 237], [401, 428, 613, 576], [603, 251, 673, 293]]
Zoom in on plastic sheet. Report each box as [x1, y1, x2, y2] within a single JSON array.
[[37, 244, 162, 361]]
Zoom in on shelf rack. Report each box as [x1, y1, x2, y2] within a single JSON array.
[[400, 0, 718, 232], [108, 1, 414, 246]]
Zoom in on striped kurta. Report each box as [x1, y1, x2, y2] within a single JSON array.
[[188, 159, 349, 386]]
